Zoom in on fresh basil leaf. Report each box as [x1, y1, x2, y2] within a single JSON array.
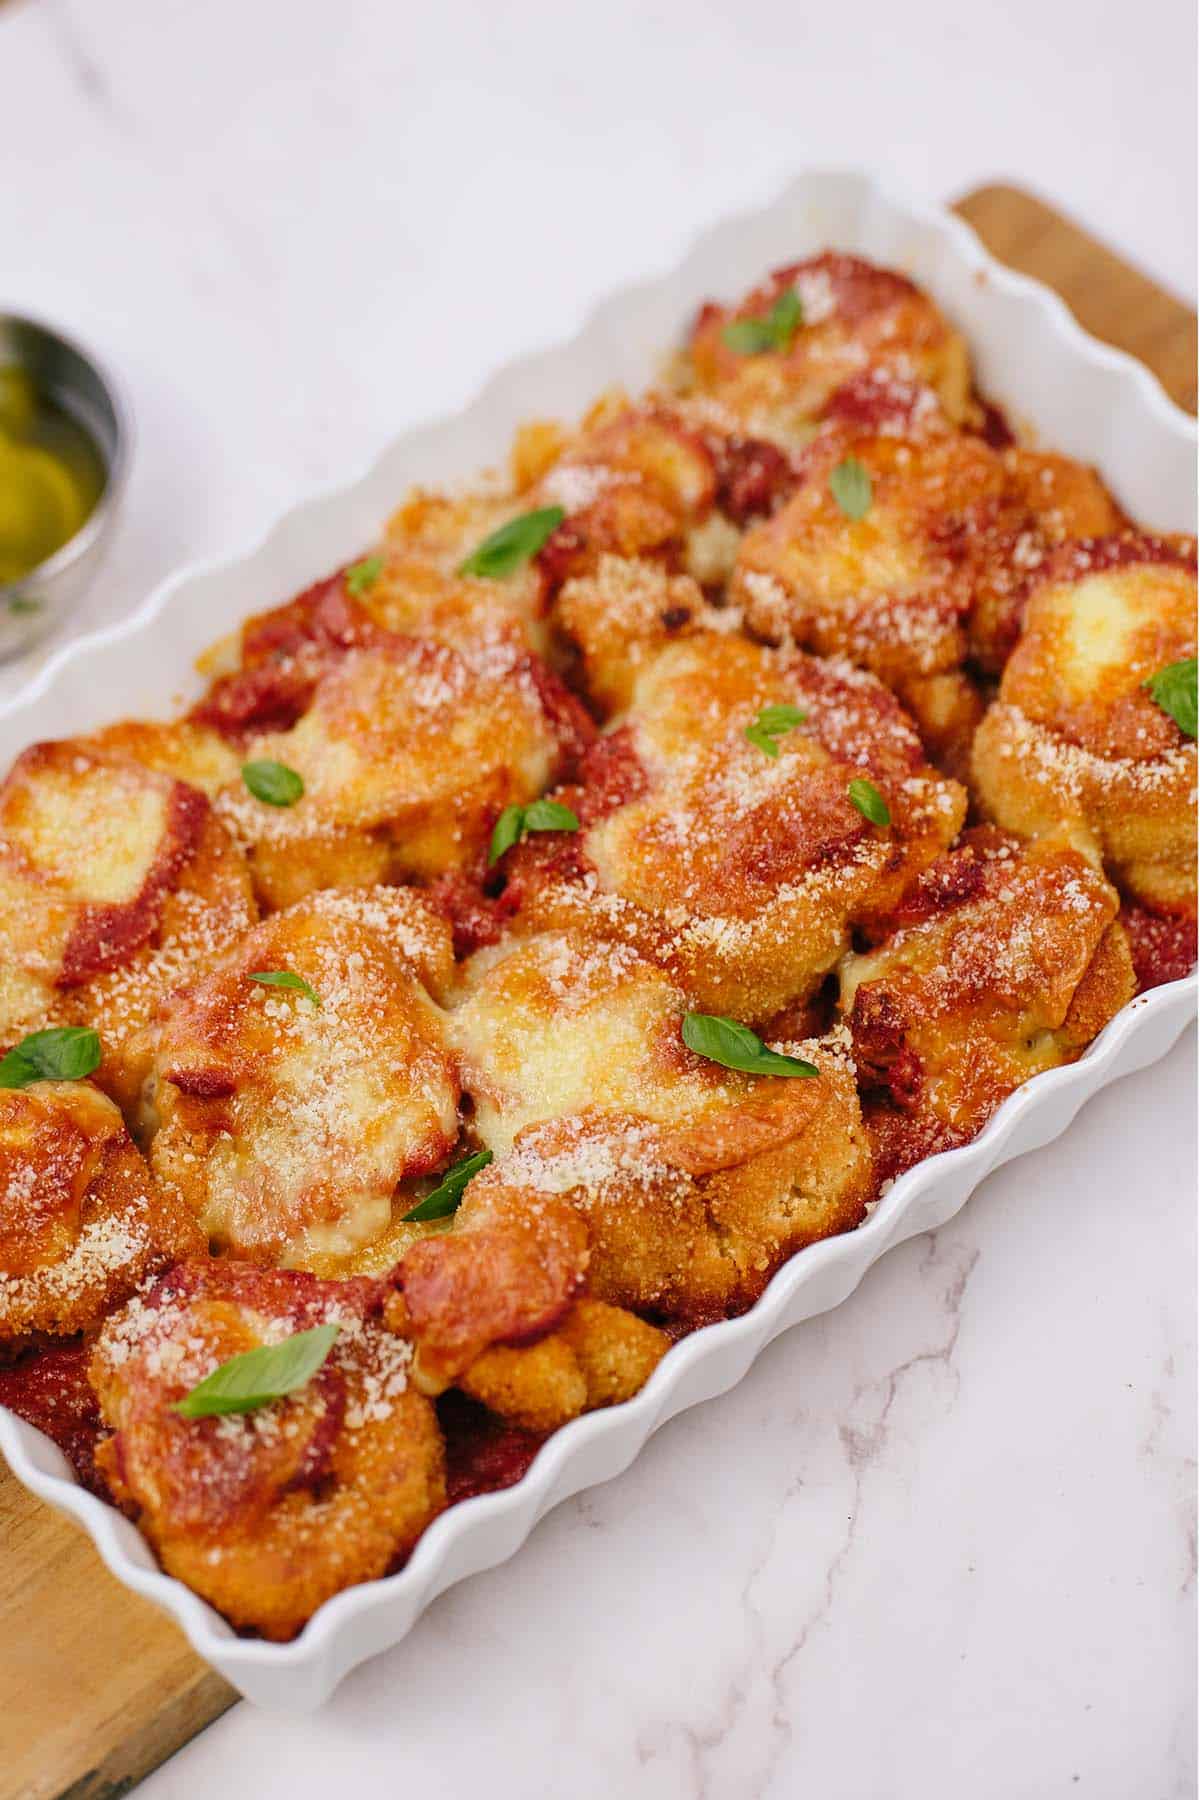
[[1143, 656, 1197, 739], [744, 702, 807, 758], [248, 970, 322, 1007], [522, 798, 580, 834], [767, 287, 802, 343], [721, 287, 803, 356], [829, 456, 873, 520], [488, 798, 579, 865], [402, 1149, 494, 1222], [173, 1323, 340, 1418], [721, 316, 778, 355], [847, 777, 890, 827], [0, 1026, 102, 1089], [681, 1012, 818, 1079], [242, 760, 304, 807], [345, 554, 384, 596], [459, 507, 565, 579], [489, 803, 528, 866]]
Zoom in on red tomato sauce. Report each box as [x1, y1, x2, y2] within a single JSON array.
[[437, 1391, 547, 1506], [0, 1341, 106, 1494]]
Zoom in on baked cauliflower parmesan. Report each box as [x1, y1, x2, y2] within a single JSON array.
[[0, 250, 1191, 1639]]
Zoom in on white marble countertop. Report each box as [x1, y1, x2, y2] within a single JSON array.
[[1, 1, 1195, 1794]]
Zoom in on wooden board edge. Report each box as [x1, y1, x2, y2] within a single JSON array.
[[952, 182, 1197, 413]]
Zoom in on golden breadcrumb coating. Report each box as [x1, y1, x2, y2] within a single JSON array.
[[441, 929, 872, 1326], [841, 827, 1136, 1179], [79, 718, 242, 797], [138, 887, 460, 1266], [451, 1036, 871, 1328], [681, 253, 976, 447], [732, 396, 997, 686], [0, 739, 257, 1115], [0, 1081, 202, 1349], [971, 537, 1197, 914], [212, 633, 590, 911], [553, 556, 729, 719], [967, 448, 1125, 671], [457, 1299, 670, 1433], [497, 632, 964, 1022], [91, 1260, 445, 1640]]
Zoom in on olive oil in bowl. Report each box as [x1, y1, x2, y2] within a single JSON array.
[[0, 366, 106, 584]]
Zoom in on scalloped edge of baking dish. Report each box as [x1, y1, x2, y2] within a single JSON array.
[[2, 168, 1196, 1711]]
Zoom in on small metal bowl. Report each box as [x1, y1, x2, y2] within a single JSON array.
[[0, 313, 131, 662]]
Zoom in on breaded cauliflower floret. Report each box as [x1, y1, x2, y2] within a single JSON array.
[[729, 378, 1126, 774], [0, 738, 257, 1116], [840, 828, 1136, 1179], [78, 717, 242, 797], [451, 1044, 870, 1330], [90, 1260, 445, 1640], [529, 398, 719, 595], [680, 253, 976, 448], [457, 1298, 670, 1433], [971, 536, 1198, 915], [494, 632, 965, 1023], [210, 630, 591, 911], [438, 929, 873, 1327], [0, 1080, 202, 1351], [967, 447, 1125, 671], [732, 390, 997, 685], [553, 557, 722, 719], [137, 886, 460, 1267]]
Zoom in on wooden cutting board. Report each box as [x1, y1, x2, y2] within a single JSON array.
[[0, 184, 1194, 1800]]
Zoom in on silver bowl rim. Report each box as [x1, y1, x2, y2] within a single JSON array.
[[0, 308, 134, 595]]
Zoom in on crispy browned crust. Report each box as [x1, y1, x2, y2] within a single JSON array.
[[841, 828, 1136, 1180], [140, 887, 460, 1265], [683, 253, 975, 443], [971, 537, 1198, 912], [494, 634, 964, 1022], [444, 936, 874, 1328], [0, 738, 257, 1111], [90, 1260, 445, 1640], [458, 1299, 670, 1433], [0, 1082, 203, 1347], [207, 627, 592, 911]]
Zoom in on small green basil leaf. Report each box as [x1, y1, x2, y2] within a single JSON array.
[[681, 1013, 818, 1079], [721, 316, 778, 355], [402, 1149, 494, 1223], [522, 798, 580, 834], [0, 1026, 102, 1089], [173, 1323, 340, 1418], [1143, 656, 1197, 739], [721, 287, 803, 357], [345, 554, 384, 596], [459, 507, 565, 579], [829, 456, 873, 520], [744, 722, 780, 758], [744, 702, 807, 757], [242, 760, 304, 807], [248, 970, 322, 1008], [489, 803, 528, 866], [754, 703, 807, 733], [766, 286, 802, 344], [847, 777, 890, 827], [488, 798, 579, 865]]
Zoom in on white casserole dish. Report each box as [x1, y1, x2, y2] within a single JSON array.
[[1, 168, 1195, 1712]]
